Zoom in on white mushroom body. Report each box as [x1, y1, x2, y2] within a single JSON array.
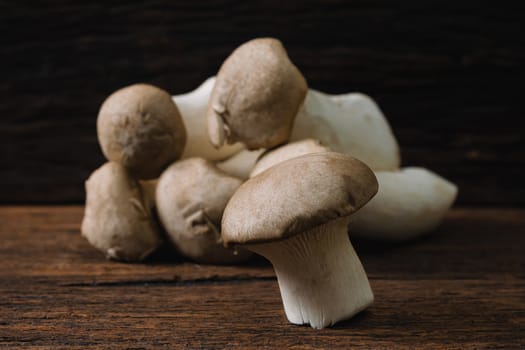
[[81, 162, 162, 261], [248, 217, 373, 329], [173, 77, 244, 161], [216, 149, 264, 180], [291, 90, 400, 171], [350, 167, 458, 240], [222, 153, 378, 329]]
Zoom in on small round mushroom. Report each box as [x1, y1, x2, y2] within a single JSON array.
[[222, 153, 378, 329], [207, 38, 307, 150], [97, 84, 187, 179], [173, 77, 244, 161], [250, 139, 329, 178], [81, 162, 162, 261], [156, 158, 252, 264]]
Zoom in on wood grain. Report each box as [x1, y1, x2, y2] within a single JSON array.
[[1, 1, 523, 205], [0, 206, 523, 348]]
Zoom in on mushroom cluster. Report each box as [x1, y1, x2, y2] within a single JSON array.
[[82, 37, 457, 328]]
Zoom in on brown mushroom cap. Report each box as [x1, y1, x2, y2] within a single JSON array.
[[156, 158, 252, 264], [250, 138, 330, 178], [207, 38, 307, 150], [81, 162, 161, 261], [222, 152, 378, 245], [97, 84, 187, 179]]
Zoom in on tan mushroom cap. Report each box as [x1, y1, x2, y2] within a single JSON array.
[[81, 162, 161, 261], [250, 138, 330, 178], [97, 84, 187, 179], [207, 38, 307, 150], [222, 152, 378, 245], [156, 158, 252, 264]]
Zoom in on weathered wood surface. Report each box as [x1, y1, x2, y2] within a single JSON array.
[[0, 206, 523, 349], [0, 1, 523, 205]]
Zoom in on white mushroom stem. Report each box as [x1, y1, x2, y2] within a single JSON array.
[[216, 149, 264, 180], [291, 90, 400, 171], [172, 77, 244, 161], [247, 217, 373, 329], [350, 167, 458, 240]]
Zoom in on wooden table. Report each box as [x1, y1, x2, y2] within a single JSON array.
[[1, 206, 523, 349]]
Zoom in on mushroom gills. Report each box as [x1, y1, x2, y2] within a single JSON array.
[[247, 217, 373, 329]]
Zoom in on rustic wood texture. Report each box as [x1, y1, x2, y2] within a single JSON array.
[[0, 206, 523, 349], [1, 1, 523, 205]]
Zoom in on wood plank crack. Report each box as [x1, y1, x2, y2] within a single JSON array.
[[60, 275, 277, 287]]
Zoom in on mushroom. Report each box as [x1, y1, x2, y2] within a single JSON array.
[[179, 74, 398, 169], [156, 158, 252, 264], [291, 90, 400, 171], [81, 162, 162, 261], [210, 88, 400, 175], [250, 139, 329, 178], [173, 77, 244, 161], [350, 167, 458, 240], [207, 38, 307, 150], [97, 84, 187, 179], [216, 139, 329, 180], [248, 141, 456, 241], [216, 149, 265, 180], [177, 75, 398, 170], [221, 153, 378, 329]]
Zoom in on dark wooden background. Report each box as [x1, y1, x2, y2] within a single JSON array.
[[1, 1, 523, 205]]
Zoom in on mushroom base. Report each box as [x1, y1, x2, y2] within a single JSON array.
[[247, 217, 373, 329]]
